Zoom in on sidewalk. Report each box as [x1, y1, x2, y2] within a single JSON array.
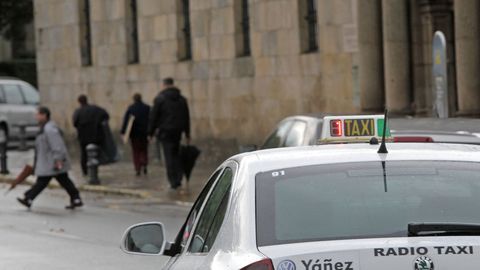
[[0, 149, 216, 206]]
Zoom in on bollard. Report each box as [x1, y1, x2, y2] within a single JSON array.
[[0, 130, 9, 175], [18, 124, 27, 151], [86, 144, 100, 185]]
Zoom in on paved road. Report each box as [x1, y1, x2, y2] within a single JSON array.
[[0, 184, 189, 269]]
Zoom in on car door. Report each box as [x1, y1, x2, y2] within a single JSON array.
[[167, 162, 236, 270]]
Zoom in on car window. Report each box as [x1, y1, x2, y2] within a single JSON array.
[[256, 161, 480, 246], [189, 168, 233, 253], [0, 88, 5, 103], [3, 84, 24, 105], [284, 120, 307, 147], [20, 84, 40, 105], [262, 120, 294, 149], [179, 170, 221, 251]]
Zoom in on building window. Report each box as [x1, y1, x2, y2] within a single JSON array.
[[235, 0, 251, 57], [178, 0, 192, 60], [79, 0, 92, 66], [299, 0, 318, 53], [126, 0, 139, 64]]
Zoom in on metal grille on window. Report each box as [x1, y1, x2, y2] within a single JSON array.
[[127, 0, 139, 64], [305, 0, 318, 52], [182, 0, 192, 60], [241, 0, 251, 56], [80, 0, 92, 66]]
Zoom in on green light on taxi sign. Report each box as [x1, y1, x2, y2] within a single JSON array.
[[377, 119, 391, 137]]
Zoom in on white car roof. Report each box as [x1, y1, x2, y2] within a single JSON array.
[[232, 143, 480, 174]]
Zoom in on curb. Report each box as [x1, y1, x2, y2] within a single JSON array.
[[0, 174, 151, 199]]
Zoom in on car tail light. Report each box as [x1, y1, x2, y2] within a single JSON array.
[[330, 119, 342, 137], [394, 136, 434, 143], [240, 259, 274, 270]]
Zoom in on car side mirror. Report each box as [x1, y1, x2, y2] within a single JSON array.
[[121, 222, 166, 256]]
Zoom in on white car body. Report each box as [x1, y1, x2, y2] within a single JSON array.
[[0, 77, 40, 140], [129, 143, 480, 269]]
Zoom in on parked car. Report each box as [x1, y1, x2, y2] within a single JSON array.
[[257, 114, 480, 149], [0, 77, 40, 142]]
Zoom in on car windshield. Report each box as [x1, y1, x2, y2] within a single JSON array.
[[256, 161, 480, 246]]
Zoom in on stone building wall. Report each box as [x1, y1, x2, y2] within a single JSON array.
[[34, 0, 359, 162]]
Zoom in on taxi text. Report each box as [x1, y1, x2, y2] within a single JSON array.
[[374, 246, 474, 257]]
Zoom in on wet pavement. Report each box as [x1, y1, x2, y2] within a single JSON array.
[[4, 148, 217, 204], [0, 183, 190, 270]]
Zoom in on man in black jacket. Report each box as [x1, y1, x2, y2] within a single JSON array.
[[73, 95, 109, 176], [121, 93, 151, 176], [148, 78, 190, 189]]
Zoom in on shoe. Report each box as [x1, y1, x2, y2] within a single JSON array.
[[136, 170, 141, 176], [143, 166, 148, 175], [17, 197, 32, 209], [66, 199, 83, 210]]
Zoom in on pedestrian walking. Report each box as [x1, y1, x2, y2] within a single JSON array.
[[17, 107, 83, 209], [148, 78, 190, 190], [121, 93, 151, 176], [72, 95, 109, 176]]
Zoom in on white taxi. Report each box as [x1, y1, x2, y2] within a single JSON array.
[[121, 115, 480, 270]]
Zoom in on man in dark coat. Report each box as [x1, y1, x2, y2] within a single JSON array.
[[148, 78, 190, 190], [121, 93, 151, 176], [72, 95, 109, 176]]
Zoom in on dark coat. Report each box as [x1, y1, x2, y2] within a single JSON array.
[[121, 101, 151, 139], [73, 104, 109, 145], [148, 87, 190, 141]]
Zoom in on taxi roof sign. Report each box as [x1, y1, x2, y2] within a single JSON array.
[[319, 114, 392, 143]]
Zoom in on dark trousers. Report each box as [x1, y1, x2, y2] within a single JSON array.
[[131, 137, 148, 172], [80, 143, 88, 175], [161, 139, 182, 188], [25, 173, 81, 202]]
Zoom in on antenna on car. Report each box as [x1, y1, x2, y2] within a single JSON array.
[[377, 109, 389, 154]]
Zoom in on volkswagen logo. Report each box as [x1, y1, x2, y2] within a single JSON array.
[[278, 259, 296, 270], [414, 256, 434, 270]]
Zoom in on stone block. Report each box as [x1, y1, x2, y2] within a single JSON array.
[[90, 0, 107, 22], [191, 0, 211, 11], [175, 62, 193, 80], [191, 10, 210, 37], [319, 25, 341, 53], [232, 58, 255, 77], [193, 37, 210, 60], [277, 30, 299, 55], [105, 0, 125, 20], [210, 7, 234, 35], [157, 63, 176, 79], [209, 35, 236, 60], [153, 15, 169, 41], [255, 57, 276, 77], [192, 61, 210, 80], [300, 53, 322, 76], [138, 17, 154, 41], [261, 31, 278, 56], [138, 0, 161, 16]]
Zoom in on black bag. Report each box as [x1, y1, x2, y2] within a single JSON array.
[[98, 121, 119, 165], [180, 145, 201, 181]]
